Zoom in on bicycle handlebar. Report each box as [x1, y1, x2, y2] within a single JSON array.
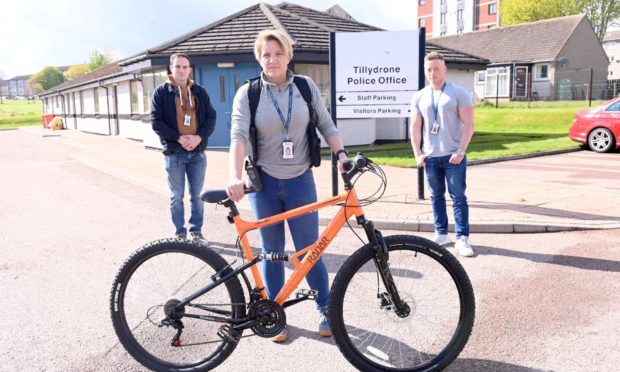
[[341, 152, 371, 184]]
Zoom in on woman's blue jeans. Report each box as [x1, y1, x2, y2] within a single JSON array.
[[248, 169, 329, 308], [424, 155, 470, 237], [164, 150, 206, 235]]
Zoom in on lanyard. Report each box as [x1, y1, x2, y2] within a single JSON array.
[[179, 85, 193, 113], [431, 83, 446, 122], [266, 85, 293, 137]]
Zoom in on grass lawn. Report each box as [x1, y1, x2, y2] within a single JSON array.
[[0, 99, 43, 130], [325, 100, 599, 167]]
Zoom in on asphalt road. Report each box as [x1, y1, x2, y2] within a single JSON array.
[[0, 130, 619, 371]]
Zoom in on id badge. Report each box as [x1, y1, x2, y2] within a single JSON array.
[[282, 141, 294, 159], [430, 121, 440, 135], [183, 114, 191, 126]]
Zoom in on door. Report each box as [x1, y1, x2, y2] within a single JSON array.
[[198, 63, 261, 148], [513, 66, 528, 99]]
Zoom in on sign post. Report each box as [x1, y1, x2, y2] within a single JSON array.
[[329, 30, 423, 196]]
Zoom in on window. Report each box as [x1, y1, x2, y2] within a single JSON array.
[[606, 101, 620, 111], [441, 0, 445, 4], [130, 81, 140, 114], [457, 9, 464, 21], [485, 67, 509, 97], [476, 71, 486, 84], [418, 17, 425, 28], [534, 64, 550, 81], [488, 2, 497, 15], [142, 70, 167, 112], [440, 13, 446, 24], [93, 88, 100, 113], [295, 63, 330, 106]]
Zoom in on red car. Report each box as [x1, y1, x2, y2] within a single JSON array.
[[569, 97, 620, 153]]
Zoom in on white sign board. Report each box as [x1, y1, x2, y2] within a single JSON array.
[[334, 31, 420, 119]]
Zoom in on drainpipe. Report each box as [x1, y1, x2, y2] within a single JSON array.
[[60, 93, 66, 128], [100, 81, 111, 135]]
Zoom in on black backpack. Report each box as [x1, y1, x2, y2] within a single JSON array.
[[247, 75, 321, 167]]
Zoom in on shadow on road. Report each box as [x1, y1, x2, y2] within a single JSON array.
[[447, 357, 549, 371], [476, 245, 620, 272]]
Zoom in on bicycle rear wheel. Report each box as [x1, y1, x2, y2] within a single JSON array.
[[329, 235, 475, 372], [110, 239, 245, 371]]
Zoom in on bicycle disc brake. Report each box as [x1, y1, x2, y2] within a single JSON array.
[[247, 299, 286, 337]]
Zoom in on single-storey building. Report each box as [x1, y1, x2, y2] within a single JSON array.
[[39, 2, 487, 148], [431, 14, 609, 102]]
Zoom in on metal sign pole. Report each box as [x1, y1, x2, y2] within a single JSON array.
[[417, 28, 426, 200], [329, 32, 338, 196]]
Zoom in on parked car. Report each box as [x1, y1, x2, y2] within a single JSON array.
[[569, 96, 620, 153]]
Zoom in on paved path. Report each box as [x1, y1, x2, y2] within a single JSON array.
[[19, 126, 620, 234]]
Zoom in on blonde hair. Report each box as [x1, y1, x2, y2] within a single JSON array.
[[425, 52, 445, 63], [254, 29, 294, 61]]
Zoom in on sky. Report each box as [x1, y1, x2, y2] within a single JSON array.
[[0, 0, 417, 79]]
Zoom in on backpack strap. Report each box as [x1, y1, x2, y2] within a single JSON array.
[[246, 77, 261, 161], [293, 75, 318, 132], [293, 75, 312, 105], [293, 75, 321, 167]]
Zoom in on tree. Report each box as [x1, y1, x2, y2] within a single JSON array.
[[500, 0, 620, 42], [28, 66, 65, 94], [64, 64, 88, 80], [86, 49, 113, 72]]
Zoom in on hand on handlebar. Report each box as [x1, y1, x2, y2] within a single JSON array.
[[226, 178, 247, 202]]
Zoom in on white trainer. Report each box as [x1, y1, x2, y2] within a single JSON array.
[[455, 236, 474, 257], [432, 233, 452, 246]]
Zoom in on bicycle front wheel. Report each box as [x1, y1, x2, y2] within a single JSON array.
[[110, 239, 246, 371], [329, 235, 475, 372]]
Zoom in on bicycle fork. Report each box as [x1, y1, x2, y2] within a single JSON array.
[[360, 217, 411, 317]]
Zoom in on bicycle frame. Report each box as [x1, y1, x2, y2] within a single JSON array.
[[233, 187, 365, 305], [176, 158, 408, 322]]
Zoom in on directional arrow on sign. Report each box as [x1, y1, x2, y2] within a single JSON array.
[[338, 95, 346, 102]]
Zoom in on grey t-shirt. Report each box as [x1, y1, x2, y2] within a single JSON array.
[[411, 82, 473, 157], [231, 72, 339, 179]]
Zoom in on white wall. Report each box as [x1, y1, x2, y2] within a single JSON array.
[[375, 118, 408, 140], [77, 117, 109, 135]]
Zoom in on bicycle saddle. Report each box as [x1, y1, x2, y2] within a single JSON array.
[[201, 189, 228, 203]]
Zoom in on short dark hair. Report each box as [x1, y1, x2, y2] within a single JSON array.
[[170, 53, 191, 65], [424, 52, 445, 63]]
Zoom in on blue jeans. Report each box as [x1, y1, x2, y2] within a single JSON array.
[[424, 155, 469, 237], [164, 150, 206, 235], [248, 169, 329, 308]]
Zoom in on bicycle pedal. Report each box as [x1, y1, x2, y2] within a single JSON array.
[[217, 324, 241, 344], [295, 289, 318, 300]]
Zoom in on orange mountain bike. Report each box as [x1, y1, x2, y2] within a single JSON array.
[[110, 153, 475, 371]]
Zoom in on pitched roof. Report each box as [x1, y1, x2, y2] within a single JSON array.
[[430, 14, 587, 64], [40, 63, 123, 95], [120, 2, 382, 65]]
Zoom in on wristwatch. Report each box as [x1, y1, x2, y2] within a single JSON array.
[[336, 149, 349, 158], [456, 149, 466, 156]]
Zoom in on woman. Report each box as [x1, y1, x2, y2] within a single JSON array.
[[226, 29, 348, 342]]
